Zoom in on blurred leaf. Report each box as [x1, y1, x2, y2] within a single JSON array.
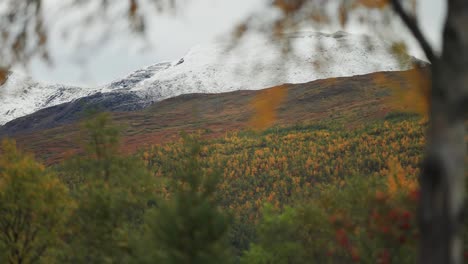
[[0, 68, 8, 86], [129, 0, 138, 16], [387, 68, 430, 117], [273, 0, 307, 14], [250, 86, 288, 130], [356, 0, 390, 9], [339, 4, 349, 27]]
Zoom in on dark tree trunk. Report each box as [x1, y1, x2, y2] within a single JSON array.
[[419, 0, 468, 263]]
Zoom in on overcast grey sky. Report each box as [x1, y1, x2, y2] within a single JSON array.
[[27, 0, 446, 87]]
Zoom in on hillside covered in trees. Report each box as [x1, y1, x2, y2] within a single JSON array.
[[1, 110, 442, 263]]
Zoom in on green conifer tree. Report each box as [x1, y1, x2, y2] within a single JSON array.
[[139, 135, 233, 264]]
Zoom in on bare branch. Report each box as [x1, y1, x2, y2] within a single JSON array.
[[390, 0, 436, 63]]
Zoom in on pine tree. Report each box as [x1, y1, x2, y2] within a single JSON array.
[[139, 135, 233, 264]]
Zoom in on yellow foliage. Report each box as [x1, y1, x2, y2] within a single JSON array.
[[385, 157, 418, 197], [387, 69, 431, 118], [249, 86, 287, 130], [144, 118, 425, 231], [0, 139, 74, 263]]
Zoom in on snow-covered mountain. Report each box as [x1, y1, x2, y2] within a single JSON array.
[[0, 31, 415, 126]]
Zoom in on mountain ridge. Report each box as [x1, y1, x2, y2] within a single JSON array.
[[0, 31, 415, 125]]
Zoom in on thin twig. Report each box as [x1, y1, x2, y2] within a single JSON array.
[[390, 0, 437, 63]]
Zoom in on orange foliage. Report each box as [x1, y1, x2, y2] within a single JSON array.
[[273, 0, 307, 14], [129, 0, 138, 16], [356, 0, 390, 9], [385, 157, 418, 197], [249, 86, 287, 130], [144, 117, 425, 239], [387, 69, 431, 117]]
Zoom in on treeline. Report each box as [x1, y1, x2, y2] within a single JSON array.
[[1, 112, 459, 263]]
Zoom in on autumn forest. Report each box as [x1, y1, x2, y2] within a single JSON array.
[[1, 110, 444, 263]]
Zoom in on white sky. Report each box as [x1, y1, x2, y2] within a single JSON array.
[[27, 0, 446, 87]]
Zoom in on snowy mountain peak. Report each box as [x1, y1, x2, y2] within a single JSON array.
[[0, 31, 414, 126]]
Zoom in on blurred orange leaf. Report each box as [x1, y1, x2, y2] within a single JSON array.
[[273, 0, 307, 14], [339, 4, 348, 27], [129, 0, 138, 16], [387, 69, 431, 117], [0, 68, 8, 86], [356, 0, 390, 9], [250, 86, 287, 130]]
